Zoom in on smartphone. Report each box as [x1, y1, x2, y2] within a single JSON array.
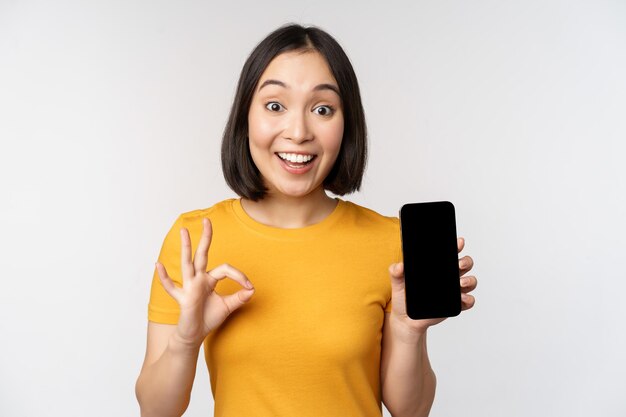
[[399, 201, 461, 320]]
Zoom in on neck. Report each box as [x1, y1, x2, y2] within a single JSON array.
[[240, 188, 338, 229]]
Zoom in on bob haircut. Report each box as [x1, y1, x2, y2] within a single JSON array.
[[221, 23, 368, 201]]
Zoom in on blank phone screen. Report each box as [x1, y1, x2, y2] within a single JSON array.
[[400, 202, 461, 320]]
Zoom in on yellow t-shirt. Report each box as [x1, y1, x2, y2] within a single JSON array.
[[148, 198, 401, 416]]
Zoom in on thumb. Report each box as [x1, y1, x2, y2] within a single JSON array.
[[155, 262, 182, 303], [388, 263, 407, 313], [221, 287, 255, 314], [389, 262, 405, 286]]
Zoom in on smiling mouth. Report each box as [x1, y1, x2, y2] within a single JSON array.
[[276, 152, 317, 168]]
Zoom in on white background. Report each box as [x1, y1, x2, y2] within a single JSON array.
[[1, 1, 625, 416]]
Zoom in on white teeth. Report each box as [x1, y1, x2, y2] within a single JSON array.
[[278, 152, 314, 163]]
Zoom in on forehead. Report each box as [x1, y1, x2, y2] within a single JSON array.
[[257, 50, 338, 89]]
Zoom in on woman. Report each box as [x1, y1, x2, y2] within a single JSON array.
[[135, 23, 477, 417]]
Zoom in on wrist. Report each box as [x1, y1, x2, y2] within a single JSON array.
[[390, 314, 429, 345], [168, 331, 202, 357]]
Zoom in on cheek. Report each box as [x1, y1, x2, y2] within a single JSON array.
[[248, 110, 277, 149], [321, 119, 344, 155]]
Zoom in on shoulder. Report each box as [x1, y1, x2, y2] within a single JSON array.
[[337, 199, 401, 261], [340, 199, 399, 230], [338, 200, 400, 246], [174, 198, 238, 228]]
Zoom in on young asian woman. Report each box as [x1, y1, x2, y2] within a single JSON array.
[[135, 23, 478, 417]]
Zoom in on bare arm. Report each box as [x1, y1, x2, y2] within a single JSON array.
[[381, 314, 436, 417], [136, 218, 255, 417], [135, 323, 200, 417], [381, 237, 477, 416]]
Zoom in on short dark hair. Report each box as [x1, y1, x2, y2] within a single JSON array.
[[221, 23, 368, 201]]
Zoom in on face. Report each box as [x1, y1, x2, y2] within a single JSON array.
[[247, 50, 344, 199]]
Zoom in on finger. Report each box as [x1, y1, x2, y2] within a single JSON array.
[[206, 263, 253, 292], [180, 227, 194, 282], [460, 275, 478, 293], [457, 237, 465, 253], [459, 255, 474, 276], [221, 287, 256, 314], [193, 218, 213, 273], [388, 262, 405, 287], [156, 262, 182, 302], [461, 293, 475, 310]]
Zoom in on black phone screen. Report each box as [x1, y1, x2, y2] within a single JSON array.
[[399, 201, 461, 320]]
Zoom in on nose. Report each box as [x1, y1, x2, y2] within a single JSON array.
[[283, 110, 313, 143]]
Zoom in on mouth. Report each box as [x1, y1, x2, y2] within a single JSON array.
[[276, 152, 317, 169]]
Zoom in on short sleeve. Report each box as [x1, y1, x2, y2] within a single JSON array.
[[147, 215, 185, 324]]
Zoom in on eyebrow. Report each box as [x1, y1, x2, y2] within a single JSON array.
[[258, 79, 340, 96]]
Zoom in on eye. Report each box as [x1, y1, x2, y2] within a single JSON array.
[[314, 105, 335, 116], [265, 102, 285, 112]]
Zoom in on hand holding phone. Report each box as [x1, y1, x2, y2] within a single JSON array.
[[399, 201, 462, 320]]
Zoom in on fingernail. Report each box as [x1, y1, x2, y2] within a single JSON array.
[[245, 281, 254, 289], [461, 277, 468, 286]]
